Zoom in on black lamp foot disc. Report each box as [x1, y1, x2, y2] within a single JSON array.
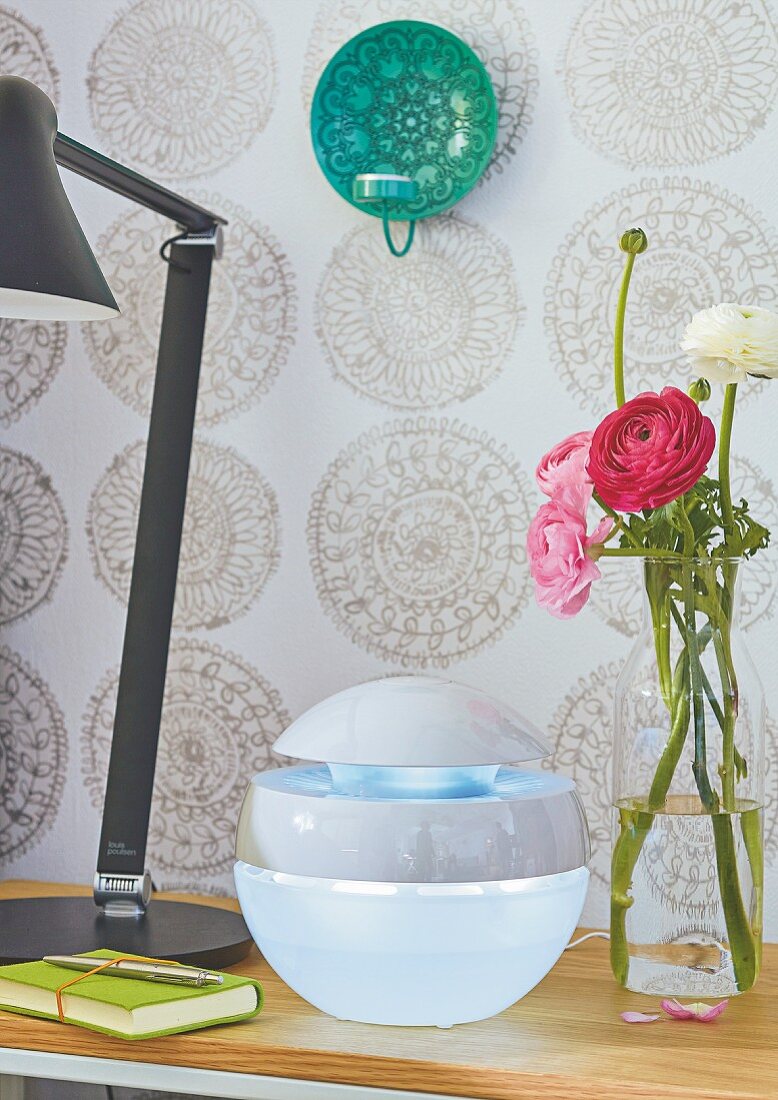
[[0, 897, 254, 968]]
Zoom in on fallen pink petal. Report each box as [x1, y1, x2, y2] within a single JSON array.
[[620, 1011, 661, 1024], [694, 1001, 729, 1022], [660, 999, 728, 1021]]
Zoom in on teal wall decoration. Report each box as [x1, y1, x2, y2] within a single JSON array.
[[310, 20, 498, 257]]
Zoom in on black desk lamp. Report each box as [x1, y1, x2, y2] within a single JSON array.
[[0, 76, 252, 966]]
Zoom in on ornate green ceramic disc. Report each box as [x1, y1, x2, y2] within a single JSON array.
[[311, 20, 498, 222]]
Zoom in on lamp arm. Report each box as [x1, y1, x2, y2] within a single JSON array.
[[92, 233, 217, 916], [56, 140, 227, 915], [54, 133, 226, 233]]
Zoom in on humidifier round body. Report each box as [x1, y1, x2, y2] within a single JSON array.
[[237, 764, 589, 883], [234, 676, 591, 1026], [234, 862, 588, 1026]]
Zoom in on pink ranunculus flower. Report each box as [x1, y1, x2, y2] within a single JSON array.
[[586, 387, 715, 512], [527, 500, 613, 619], [535, 430, 594, 509]]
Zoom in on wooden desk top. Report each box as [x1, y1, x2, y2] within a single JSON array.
[[0, 880, 774, 1100]]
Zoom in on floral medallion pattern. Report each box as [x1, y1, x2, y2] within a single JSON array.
[[82, 198, 296, 427], [0, 447, 68, 626], [0, 645, 67, 863], [81, 640, 289, 893], [638, 968, 735, 998], [545, 179, 778, 419], [312, 214, 519, 409], [302, 0, 538, 180], [0, 4, 59, 101], [308, 418, 531, 666], [546, 661, 620, 891], [316, 216, 521, 408], [88, 0, 276, 180], [0, 318, 67, 429], [561, 0, 778, 168], [548, 663, 778, 907], [87, 439, 279, 631], [591, 456, 778, 636]]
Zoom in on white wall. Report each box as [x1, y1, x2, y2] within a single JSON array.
[[2, 0, 778, 938]]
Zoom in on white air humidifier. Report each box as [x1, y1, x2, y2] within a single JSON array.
[[234, 676, 590, 1026]]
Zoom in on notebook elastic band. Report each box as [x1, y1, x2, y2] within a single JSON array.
[[54, 954, 183, 1024]]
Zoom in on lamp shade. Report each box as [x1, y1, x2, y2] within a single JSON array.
[[0, 76, 118, 320]]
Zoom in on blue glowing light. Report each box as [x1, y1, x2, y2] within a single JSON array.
[[327, 763, 500, 798]]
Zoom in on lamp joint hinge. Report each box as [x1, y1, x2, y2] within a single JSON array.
[[176, 224, 224, 259], [93, 869, 152, 917]]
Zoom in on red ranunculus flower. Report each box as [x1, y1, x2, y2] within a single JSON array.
[[587, 386, 716, 512]]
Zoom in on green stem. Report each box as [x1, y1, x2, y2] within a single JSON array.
[[647, 651, 691, 811], [719, 384, 738, 544], [674, 569, 747, 787], [675, 507, 719, 810], [593, 493, 644, 549], [708, 564, 759, 988], [646, 563, 677, 708], [610, 612, 690, 985], [680, 554, 756, 991], [613, 253, 635, 408], [742, 806, 764, 974], [669, 601, 723, 728], [682, 569, 719, 812], [599, 547, 681, 559], [712, 813, 759, 990], [709, 634, 758, 989], [713, 627, 737, 811], [610, 807, 654, 985], [651, 590, 672, 707], [715, 566, 741, 803]]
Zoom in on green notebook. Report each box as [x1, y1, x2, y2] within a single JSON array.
[[0, 949, 263, 1040]]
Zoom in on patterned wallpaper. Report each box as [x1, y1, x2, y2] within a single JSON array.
[[2, 0, 778, 946]]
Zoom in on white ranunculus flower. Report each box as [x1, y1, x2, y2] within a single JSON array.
[[681, 303, 778, 384]]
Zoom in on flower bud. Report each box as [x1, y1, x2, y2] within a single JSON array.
[[688, 377, 712, 403], [619, 228, 648, 254]]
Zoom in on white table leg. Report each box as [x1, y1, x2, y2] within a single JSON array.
[[0, 1075, 25, 1100]]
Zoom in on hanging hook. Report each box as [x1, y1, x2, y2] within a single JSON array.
[[352, 175, 418, 258], [382, 205, 415, 257]]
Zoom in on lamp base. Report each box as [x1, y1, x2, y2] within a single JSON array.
[[0, 897, 254, 967]]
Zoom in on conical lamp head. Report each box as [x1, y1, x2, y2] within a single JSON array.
[[0, 76, 119, 320]]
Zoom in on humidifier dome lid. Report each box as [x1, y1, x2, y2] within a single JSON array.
[[273, 676, 552, 766]]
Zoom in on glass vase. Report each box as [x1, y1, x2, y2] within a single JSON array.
[[610, 557, 764, 996]]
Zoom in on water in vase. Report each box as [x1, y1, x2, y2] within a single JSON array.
[[615, 795, 762, 997]]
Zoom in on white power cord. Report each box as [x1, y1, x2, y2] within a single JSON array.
[[565, 931, 610, 949]]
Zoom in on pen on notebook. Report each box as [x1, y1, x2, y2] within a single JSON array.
[[42, 956, 224, 987]]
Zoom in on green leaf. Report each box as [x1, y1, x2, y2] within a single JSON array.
[[605, 476, 771, 559]]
